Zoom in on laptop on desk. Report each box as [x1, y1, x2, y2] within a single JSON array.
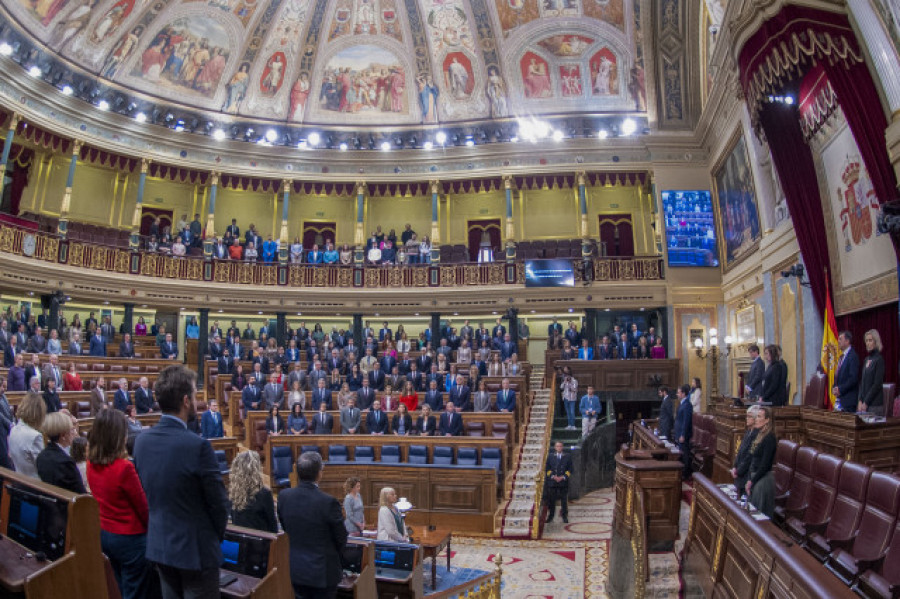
[[373, 541, 417, 580]]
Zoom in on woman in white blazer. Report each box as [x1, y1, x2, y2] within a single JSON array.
[[376, 487, 408, 542], [9, 392, 46, 478]]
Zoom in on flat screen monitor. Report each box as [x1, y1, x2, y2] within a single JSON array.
[[3, 483, 69, 560], [660, 190, 719, 267], [524, 259, 575, 288], [373, 541, 417, 571], [220, 531, 270, 578]]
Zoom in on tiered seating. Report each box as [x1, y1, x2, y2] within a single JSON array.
[[767, 439, 900, 595], [689, 413, 716, 477]]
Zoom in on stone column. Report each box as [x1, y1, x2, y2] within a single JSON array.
[[430, 312, 441, 346], [584, 308, 599, 345], [130, 158, 150, 251], [504, 176, 516, 262], [0, 113, 20, 198], [58, 139, 83, 239], [276, 312, 287, 347], [280, 180, 291, 263], [355, 181, 366, 264], [203, 172, 219, 258], [430, 180, 441, 263], [123, 303, 134, 336], [353, 314, 363, 349]]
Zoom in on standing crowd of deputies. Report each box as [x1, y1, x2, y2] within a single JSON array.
[[547, 318, 666, 360]]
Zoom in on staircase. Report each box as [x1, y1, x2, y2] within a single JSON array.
[[551, 392, 582, 446], [498, 365, 552, 538]]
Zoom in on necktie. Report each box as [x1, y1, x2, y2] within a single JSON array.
[[558, 453, 562, 460]]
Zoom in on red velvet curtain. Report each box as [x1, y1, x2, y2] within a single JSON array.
[[466, 219, 501, 262], [598, 214, 634, 257], [5, 145, 32, 216], [302, 222, 336, 249], [140, 208, 173, 237], [837, 303, 898, 384]]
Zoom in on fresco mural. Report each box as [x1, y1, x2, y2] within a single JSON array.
[[443, 52, 474, 99], [101, 25, 142, 77], [259, 51, 286, 95], [537, 34, 593, 57], [223, 62, 250, 112], [559, 64, 582, 97], [318, 45, 407, 115], [521, 52, 552, 98], [131, 16, 231, 97], [89, 0, 135, 44], [288, 73, 311, 120], [495, 0, 625, 37], [416, 73, 439, 122], [589, 48, 617, 95], [329, 0, 402, 41]]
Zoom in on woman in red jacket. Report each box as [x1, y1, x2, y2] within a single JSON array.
[[87, 409, 151, 599], [399, 380, 419, 412], [63, 362, 83, 391]]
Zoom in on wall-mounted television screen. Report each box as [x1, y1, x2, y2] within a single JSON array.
[[661, 190, 719, 267], [524, 259, 575, 287]]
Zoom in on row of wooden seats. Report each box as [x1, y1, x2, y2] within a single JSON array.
[[772, 440, 900, 598]]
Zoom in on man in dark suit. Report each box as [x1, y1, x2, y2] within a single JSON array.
[[277, 451, 347, 598], [596, 335, 613, 360], [425, 365, 442, 391], [545, 441, 572, 523], [118, 332, 135, 358], [89, 329, 107, 357], [416, 351, 432, 374], [207, 335, 223, 360], [438, 402, 462, 436], [241, 375, 261, 417], [311, 378, 332, 410], [217, 349, 234, 377], [833, 331, 860, 412], [657, 386, 674, 440], [160, 333, 178, 360], [406, 362, 423, 391], [366, 399, 389, 434], [368, 362, 386, 391], [378, 322, 392, 342], [134, 364, 228, 599], [114, 379, 131, 412], [381, 353, 398, 376], [674, 384, 694, 480], [200, 400, 224, 439], [7, 353, 26, 391], [495, 378, 516, 413], [4, 335, 20, 366], [340, 398, 361, 434], [492, 318, 506, 339], [423, 380, 443, 412], [312, 402, 334, 434], [26, 326, 47, 353], [435, 339, 452, 361], [616, 333, 630, 360], [135, 377, 155, 414], [263, 374, 285, 410], [448, 376, 471, 412], [308, 361, 327, 390], [547, 318, 562, 337], [356, 378, 375, 410], [499, 334, 516, 361], [744, 344, 764, 399]]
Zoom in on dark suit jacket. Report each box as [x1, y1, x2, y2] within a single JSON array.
[[356, 387, 376, 410], [42, 389, 61, 413], [277, 480, 347, 589], [114, 389, 131, 412], [658, 394, 675, 440], [312, 412, 334, 434], [495, 389, 516, 412], [3, 345, 17, 366], [733, 428, 758, 490], [449, 385, 471, 411], [200, 410, 224, 439], [762, 361, 788, 407], [160, 342, 178, 360], [835, 348, 861, 411], [859, 351, 885, 409], [89, 335, 107, 357], [135, 387, 154, 414], [217, 356, 234, 375], [36, 442, 86, 494], [423, 390, 444, 411], [118, 341, 135, 358], [438, 411, 462, 436], [414, 415, 436, 436], [134, 416, 229, 571], [266, 415, 287, 435], [366, 410, 389, 434], [311, 388, 332, 411], [674, 398, 693, 442], [545, 451, 572, 490], [6, 365, 24, 391], [242, 385, 261, 412], [369, 370, 386, 391], [745, 357, 765, 398]]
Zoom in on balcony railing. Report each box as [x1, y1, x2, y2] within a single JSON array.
[[0, 222, 665, 288]]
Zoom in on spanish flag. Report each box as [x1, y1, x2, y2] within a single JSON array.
[[821, 282, 840, 410]]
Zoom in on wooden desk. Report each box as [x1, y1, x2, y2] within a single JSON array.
[[613, 450, 683, 546], [336, 538, 378, 599], [0, 467, 110, 598], [415, 529, 451, 590], [683, 474, 856, 598], [802, 408, 900, 471], [552, 358, 681, 392], [375, 546, 424, 599], [218, 525, 292, 599], [630, 421, 681, 460]]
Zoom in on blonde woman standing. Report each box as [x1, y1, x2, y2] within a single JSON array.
[[376, 487, 408, 542], [229, 451, 277, 533]]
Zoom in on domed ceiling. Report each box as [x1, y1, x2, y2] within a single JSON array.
[[0, 0, 677, 129]]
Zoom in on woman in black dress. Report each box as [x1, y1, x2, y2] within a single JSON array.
[[746, 406, 777, 517], [761, 345, 788, 406], [229, 451, 277, 533], [858, 329, 885, 415]]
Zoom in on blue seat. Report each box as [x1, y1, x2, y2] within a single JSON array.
[[355, 446, 375, 462], [481, 447, 501, 472], [329, 445, 348, 462], [271, 446, 293, 489], [408, 445, 427, 464], [301, 445, 321, 455], [457, 447, 477, 466], [433, 446, 454, 465], [214, 450, 229, 475], [381, 445, 401, 463]]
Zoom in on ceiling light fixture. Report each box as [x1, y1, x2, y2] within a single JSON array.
[[212, 128, 225, 140], [265, 129, 278, 143], [597, 129, 609, 139], [339, 142, 348, 151], [435, 131, 447, 145], [0, 43, 12, 56], [135, 112, 147, 123], [552, 129, 564, 142], [621, 118, 637, 136], [380, 141, 391, 151], [28, 65, 41, 77], [97, 100, 109, 111], [423, 140, 433, 150], [61, 84, 73, 96], [308, 132, 321, 146]]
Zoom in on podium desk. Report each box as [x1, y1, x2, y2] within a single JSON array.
[[613, 450, 683, 546], [219, 525, 292, 599], [415, 529, 451, 590], [337, 538, 378, 599], [0, 467, 109, 599]]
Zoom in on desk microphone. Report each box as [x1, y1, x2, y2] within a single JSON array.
[[34, 551, 47, 562]]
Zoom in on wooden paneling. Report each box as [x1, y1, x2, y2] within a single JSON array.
[[613, 450, 683, 544], [552, 359, 681, 392]]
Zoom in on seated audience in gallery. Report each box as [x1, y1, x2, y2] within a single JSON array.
[[651, 336, 666, 359]]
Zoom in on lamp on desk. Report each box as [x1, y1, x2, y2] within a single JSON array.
[[694, 328, 733, 398], [396, 497, 414, 539]]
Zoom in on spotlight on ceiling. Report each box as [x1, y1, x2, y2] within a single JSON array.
[[61, 84, 73, 96], [135, 111, 147, 123], [297, 140, 308, 149], [265, 129, 278, 143], [597, 129, 609, 139], [27, 65, 41, 77], [164, 112, 175, 123], [339, 142, 348, 151], [212, 128, 226, 141], [97, 100, 109, 111], [552, 129, 564, 142], [174, 119, 185, 132], [465, 135, 474, 147], [621, 118, 637, 136], [0, 42, 12, 56], [307, 132, 320, 146], [423, 140, 433, 150], [435, 131, 447, 145], [380, 141, 391, 151]]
